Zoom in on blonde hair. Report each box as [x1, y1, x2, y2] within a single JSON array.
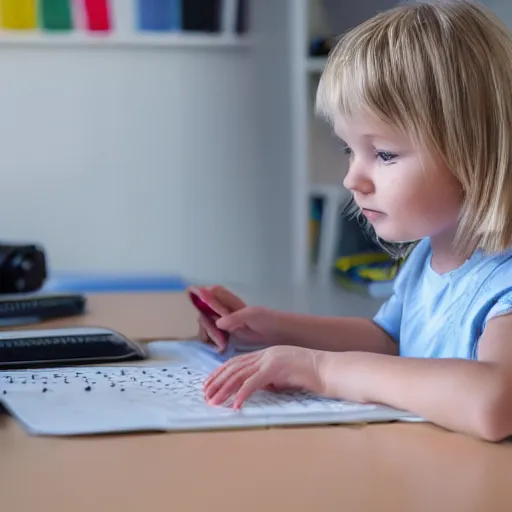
[[316, 0, 512, 255]]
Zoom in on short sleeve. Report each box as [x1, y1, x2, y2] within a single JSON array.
[[373, 292, 402, 343], [484, 290, 512, 327]]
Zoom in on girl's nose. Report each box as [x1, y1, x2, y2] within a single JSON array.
[[343, 161, 374, 195]]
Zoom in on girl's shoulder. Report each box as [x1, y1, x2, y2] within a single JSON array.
[[472, 247, 512, 294], [469, 248, 512, 332], [393, 239, 512, 297], [400, 239, 512, 281]]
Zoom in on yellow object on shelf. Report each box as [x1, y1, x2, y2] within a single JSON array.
[[334, 251, 404, 286], [335, 252, 391, 273], [358, 264, 400, 281], [0, 0, 37, 30]]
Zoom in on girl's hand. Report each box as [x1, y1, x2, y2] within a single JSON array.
[[190, 285, 286, 353], [190, 285, 245, 351], [203, 346, 325, 409]]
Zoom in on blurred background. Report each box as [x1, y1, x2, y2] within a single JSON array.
[[0, 0, 510, 316]]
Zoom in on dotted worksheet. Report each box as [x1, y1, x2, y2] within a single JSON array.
[[0, 364, 363, 411], [0, 359, 420, 435]]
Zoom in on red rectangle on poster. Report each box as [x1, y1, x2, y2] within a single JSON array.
[[83, 0, 111, 31]]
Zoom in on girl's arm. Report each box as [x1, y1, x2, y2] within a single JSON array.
[[277, 314, 398, 355], [196, 285, 399, 355], [319, 314, 512, 442]]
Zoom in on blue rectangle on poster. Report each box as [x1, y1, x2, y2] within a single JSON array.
[[137, 0, 181, 32]]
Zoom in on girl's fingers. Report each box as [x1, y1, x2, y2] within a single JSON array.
[[199, 314, 227, 352], [207, 363, 260, 406], [198, 318, 216, 346], [203, 353, 259, 396], [233, 372, 267, 409], [215, 311, 247, 332], [198, 287, 231, 316], [203, 360, 241, 395], [204, 352, 259, 389], [206, 286, 246, 312], [198, 321, 209, 343], [204, 361, 247, 401]]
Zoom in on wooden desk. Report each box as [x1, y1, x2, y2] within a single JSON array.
[[1, 293, 512, 512], [1, 292, 200, 342]]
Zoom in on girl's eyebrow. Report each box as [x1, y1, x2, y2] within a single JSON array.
[[367, 134, 407, 148]]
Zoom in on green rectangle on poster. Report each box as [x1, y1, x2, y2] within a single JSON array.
[[40, 0, 73, 31]]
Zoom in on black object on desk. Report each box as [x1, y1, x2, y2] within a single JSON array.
[[0, 293, 86, 323], [0, 327, 148, 370], [0, 243, 47, 294]]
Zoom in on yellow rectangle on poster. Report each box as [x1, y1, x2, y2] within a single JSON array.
[[0, 0, 37, 30]]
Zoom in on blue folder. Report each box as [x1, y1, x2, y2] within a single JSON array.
[[42, 272, 188, 293]]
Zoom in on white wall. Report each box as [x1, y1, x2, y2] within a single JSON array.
[[248, 0, 295, 286], [0, 42, 276, 286], [481, 0, 512, 26], [404, 0, 512, 24]]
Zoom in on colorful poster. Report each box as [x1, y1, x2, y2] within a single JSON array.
[[0, 0, 37, 30]]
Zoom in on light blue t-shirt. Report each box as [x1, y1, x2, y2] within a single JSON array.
[[373, 238, 512, 360]]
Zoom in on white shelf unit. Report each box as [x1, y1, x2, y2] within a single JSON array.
[[305, 57, 327, 74], [289, 0, 401, 287], [0, 31, 249, 48]]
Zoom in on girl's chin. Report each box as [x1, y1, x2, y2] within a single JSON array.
[[372, 226, 417, 245]]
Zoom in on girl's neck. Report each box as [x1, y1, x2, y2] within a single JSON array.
[[429, 230, 469, 275]]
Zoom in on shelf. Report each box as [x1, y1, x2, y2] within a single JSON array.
[[0, 31, 250, 49], [306, 57, 327, 73]]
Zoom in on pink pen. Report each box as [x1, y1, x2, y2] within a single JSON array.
[[188, 289, 229, 338]]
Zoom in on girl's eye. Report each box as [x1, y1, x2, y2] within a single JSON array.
[[343, 146, 353, 156], [376, 150, 398, 163]]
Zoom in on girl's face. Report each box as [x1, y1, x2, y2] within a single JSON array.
[[335, 113, 463, 249]]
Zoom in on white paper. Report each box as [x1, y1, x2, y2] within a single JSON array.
[[0, 342, 422, 436]]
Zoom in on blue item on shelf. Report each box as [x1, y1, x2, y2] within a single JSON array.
[[42, 273, 188, 293], [137, 0, 181, 31]]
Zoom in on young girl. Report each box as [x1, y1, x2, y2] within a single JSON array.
[[195, 0, 512, 442]]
